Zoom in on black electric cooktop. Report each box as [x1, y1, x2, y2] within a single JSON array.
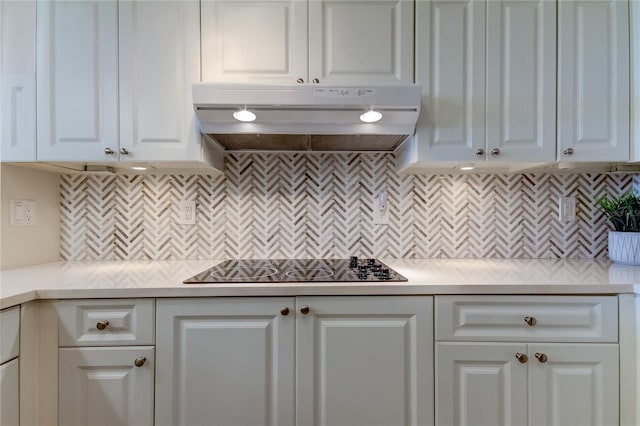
[[183, 257, 408, 284]]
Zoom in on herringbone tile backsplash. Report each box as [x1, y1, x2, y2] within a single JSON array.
[[60, 153, 635, 260]]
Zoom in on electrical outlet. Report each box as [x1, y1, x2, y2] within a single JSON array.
[[178, 201, 196, 225], [10, 200, 36, 226], [558, 196, 576, 223], [373, 191, 389, 225]]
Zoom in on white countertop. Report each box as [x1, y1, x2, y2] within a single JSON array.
[[1, 258, 639, 309]]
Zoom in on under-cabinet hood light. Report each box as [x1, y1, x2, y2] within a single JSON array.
[[360, 110, 383, 123], [233, 109, 256, 122], [459, 163, 475, 171], [192, 83, 422, 152]]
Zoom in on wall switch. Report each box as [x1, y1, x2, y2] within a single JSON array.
[[10, 200, 36, 226], [558, 196, 576, 223], [178, 201, 196, 225], [373, 191, 389, 225]]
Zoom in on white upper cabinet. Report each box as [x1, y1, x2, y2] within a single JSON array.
[[557, 0, 630, 162], [118, 1, 201, 161], [202, 0, 414, 85], [36, 0, 119, 162], [36, 0, 202, 163], [201, 0, 308, 84], [410, 0, 486, 163], [1, 0, 36, 162], [486, 0, 556, 163], [632, 0, 640, 162], [308, 0, 414, 85], [403, 0, 555, 167]]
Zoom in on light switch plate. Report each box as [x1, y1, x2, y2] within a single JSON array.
[[10, 200, 36, 226]]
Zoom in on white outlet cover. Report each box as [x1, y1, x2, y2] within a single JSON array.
[[10, 200, 36, 226], [178, 201, 196, 225], [558, 196, 576, 223]]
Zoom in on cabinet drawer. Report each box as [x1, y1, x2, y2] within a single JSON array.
[[435, 296, 618, 342], [0, 306, 20, 364], [57, 299, 154, 346]]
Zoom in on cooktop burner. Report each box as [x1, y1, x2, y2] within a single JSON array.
[[183, 258, 408, 284]]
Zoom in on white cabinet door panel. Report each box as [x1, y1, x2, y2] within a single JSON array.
[[1, 0, 36, 162], [296, 296, 433, 426], [486, 0, 556, 162], [529, 343, 619, 426], [0, 358, 19, 426], [201, 0, 308, 83], [119, 1, 201, 161], [309, 0, 413, 85], [36, 0, 119, 161], [436, 342, 528, 426], [414, 0, 486, 161], [558, 0, 629, 161], [59, 346, 154, 426], [155, 298, 295, 426]]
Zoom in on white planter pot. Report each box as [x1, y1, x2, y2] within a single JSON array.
[[608, 231, 640, 266]]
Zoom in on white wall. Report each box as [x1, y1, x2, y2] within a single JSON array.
[[0, 164, 60, 269]]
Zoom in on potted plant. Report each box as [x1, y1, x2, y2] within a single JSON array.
[[596, 191, 640, 266]]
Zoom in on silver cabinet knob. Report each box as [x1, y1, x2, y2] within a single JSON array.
[[490, 148, 501, 157], [534, 353, 548, 363], [312, 78, 320, 84], [475, 148, 485, 157], [134, 357, 146, 367], [297, 78, 304, 83], [515, 353, 528, 363], [96, 320, 110, 331], [524, 316, 537, 326], [104, 148, 115, 155], [300, 305, 310, 315], [120, 148, 130, 156], [563, 148, 574, 156], [280, 307, 290, 316]]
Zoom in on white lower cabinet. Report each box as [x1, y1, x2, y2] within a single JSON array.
[[0, 306, 20, 426], [0, 358, 19, 426], [435, 296, 620, 426], [58, 346, 155, 426], [56, 299, 155, 426], [155, 296, 434, 426]]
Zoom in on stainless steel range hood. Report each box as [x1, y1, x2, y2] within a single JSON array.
[[192, 83, 421, 152]]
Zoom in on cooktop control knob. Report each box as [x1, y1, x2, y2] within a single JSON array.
[[380, 268, 391, 280], [349, 256, 358, 268], [367, 258, 375, 267]]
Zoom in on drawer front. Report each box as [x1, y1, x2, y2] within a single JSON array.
[[436, 296, 618, 342], [0, 306, 20, 364], [57, 299, 154, 346]]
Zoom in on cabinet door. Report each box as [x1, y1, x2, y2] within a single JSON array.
[[201, 0, 308, 83], [36, 0, 119, 161], [486, 0, 556, 162], [436, 342, 528, 426], [296, 296, 433, 426], [155, 298, 295, 426], [529, 343, 619, 426], [413, 0, 486, 162], [119, 1, 201, 161], [59, 346, 154, 426], [308, 0, 414, 85], [558, 0, 629, 161], [0, 358, 19, 426], [1, 0, 36, 162]]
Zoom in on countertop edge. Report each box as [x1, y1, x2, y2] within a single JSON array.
[[2, 283, 638, 310]]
